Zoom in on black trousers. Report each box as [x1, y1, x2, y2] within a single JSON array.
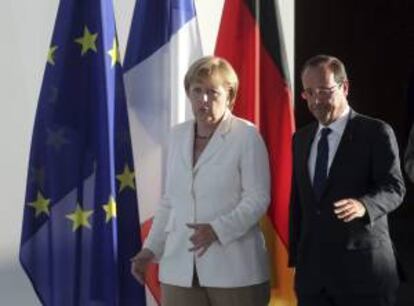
[[298, 289, 397, 306]]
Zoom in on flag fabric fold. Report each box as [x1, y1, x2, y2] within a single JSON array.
[[19, 0, 145, 305], [215, 0, 296, 305], [124, 0, 202, 304]]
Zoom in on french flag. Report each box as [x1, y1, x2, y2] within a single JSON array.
[[123, 0, 203, 304]]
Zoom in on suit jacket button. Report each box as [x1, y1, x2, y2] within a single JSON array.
[[315, 210, 321, 215]]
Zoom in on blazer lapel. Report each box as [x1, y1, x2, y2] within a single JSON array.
[[322, 109, 357, 198], [193, 110, 232, 172], [181, 120, 195, 170], [301, 123, 318, 201]]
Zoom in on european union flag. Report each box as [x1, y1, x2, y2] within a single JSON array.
[[19, 1, 146, 305]]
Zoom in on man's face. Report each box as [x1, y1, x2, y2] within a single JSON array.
[[301, 65, 349, 125]]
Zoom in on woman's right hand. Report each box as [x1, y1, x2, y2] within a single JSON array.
[[130, 248, 155, 285]]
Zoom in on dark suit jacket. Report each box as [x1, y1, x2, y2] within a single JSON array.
[[289, 110, 406, 295]]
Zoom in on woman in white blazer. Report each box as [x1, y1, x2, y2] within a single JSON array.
[[131, 56, 271, 306]]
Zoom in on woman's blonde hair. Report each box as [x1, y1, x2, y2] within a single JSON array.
[[184, 56, 239, 109]]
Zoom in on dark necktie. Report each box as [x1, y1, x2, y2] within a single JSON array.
[[313, 128, 331, 200]]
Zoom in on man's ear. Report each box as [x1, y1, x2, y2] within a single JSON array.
[[342, 80, 350, 96], [301, 91, 307, 100]]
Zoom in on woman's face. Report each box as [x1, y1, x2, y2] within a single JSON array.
[[187, 76, 229, 126]]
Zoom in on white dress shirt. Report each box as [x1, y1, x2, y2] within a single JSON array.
[[308, 105, 350, 184]]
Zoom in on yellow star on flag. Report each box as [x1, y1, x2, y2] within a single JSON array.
[[116, 164, 136, 192], [103, 196, 117, 222], [46, 128, 69, 151], [75, 26, 98, 56], [47, 45, 58, 65], [107, 38, 121, 67], [28, 191, 50, 217], [66, 205, 93, 231]]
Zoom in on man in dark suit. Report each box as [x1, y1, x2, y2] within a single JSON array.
[[289, 54, 406, 306]]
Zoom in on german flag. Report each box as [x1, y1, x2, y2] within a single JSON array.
[[215, 1, 296, 305]]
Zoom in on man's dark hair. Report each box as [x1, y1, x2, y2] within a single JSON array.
[[301, 54, 348, 85]]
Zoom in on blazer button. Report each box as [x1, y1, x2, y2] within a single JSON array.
[[315, 210, 321, 215]]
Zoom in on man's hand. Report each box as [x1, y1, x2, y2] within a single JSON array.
[[130, 248, 155, 285], [187, 223, 218, 257], [333, 198, 366, 222]]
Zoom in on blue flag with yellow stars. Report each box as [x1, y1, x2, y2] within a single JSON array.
[[19, 0, 146, 305]]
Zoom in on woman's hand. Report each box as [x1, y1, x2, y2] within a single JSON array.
[[187, 223, 218, 257], [130, 248, 155, 284]]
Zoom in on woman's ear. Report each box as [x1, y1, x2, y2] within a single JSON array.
[[228, 88, 234, 101]]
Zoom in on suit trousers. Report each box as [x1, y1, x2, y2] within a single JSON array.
[[161, 282, 270, 306], [297, 289, 397, 306]]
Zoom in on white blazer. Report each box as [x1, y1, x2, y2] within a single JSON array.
[[143, 110, 271, 287]]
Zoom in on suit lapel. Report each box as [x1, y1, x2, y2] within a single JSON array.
[[181, 120, 195, 170], [322, 110, 357, 198], [193, 110, 232, 172], [301, 123, 318, 201]]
